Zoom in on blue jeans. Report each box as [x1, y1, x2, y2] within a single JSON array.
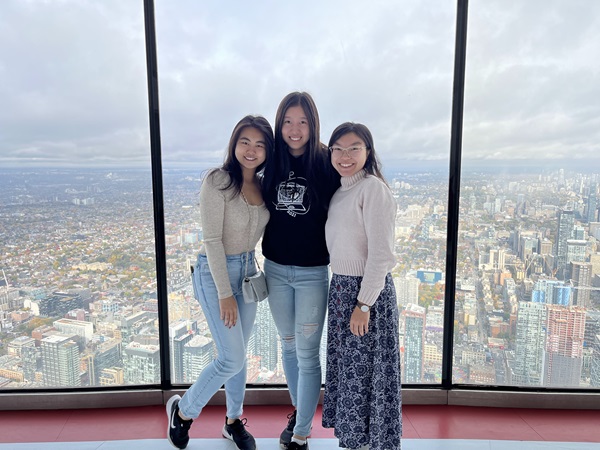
[[179, 252, 258, 420], [265, 258, 329, 437]]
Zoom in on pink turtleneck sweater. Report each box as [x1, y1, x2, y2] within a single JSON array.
[[325, 170, 397, 306]]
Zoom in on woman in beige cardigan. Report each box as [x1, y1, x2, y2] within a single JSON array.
[[167, 115, 274, 450]]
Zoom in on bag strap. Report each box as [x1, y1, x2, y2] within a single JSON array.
[[240, 191, 261, 279]]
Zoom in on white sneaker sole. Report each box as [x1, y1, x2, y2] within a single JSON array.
[[222, 424, 233, 441], [166, 395, 183, 449]]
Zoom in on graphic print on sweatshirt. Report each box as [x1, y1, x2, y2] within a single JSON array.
[[274, 171, 310, 217]]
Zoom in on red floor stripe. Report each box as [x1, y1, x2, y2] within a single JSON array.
[[0, 405, 599, 444]]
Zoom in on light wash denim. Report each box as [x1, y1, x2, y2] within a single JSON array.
[[265, 258, 329, 437], [179, 252, 258, 420]]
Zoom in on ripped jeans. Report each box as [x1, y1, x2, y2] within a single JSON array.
[[264, 259, 329, 437], [179, 252, 257, 420]]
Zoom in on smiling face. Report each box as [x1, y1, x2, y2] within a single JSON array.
[[281, 105, 310, 156], [330, 131, 368, 178], [234, 127, 267, 175]]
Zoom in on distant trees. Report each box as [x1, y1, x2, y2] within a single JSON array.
[[419, 283, 444, 309]]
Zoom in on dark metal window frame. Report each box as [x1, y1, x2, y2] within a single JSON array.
[[144, 0, 598, 395]]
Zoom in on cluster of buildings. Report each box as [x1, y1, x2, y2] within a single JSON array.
[[0, 168, 599, 391]]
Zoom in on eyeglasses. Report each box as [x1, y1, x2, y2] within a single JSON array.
[[328, 146, 366, 157]]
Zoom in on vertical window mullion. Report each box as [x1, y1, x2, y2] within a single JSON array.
[[442, 0, 470, 389]]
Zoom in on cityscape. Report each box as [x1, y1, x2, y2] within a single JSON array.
[[0, 166, 599, 390]]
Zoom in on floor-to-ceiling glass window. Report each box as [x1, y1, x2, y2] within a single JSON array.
[[455, 0, 600, 388], [0, 1, 155, 389], [155, 0, 455, 386]]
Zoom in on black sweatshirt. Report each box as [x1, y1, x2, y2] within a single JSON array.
[[262, 154, 338, 267]]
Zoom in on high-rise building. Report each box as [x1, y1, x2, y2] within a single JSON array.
[[552, 285, 572, 307], [169, 320, 198, 383], [8, 336, 38, 383], [586, 183, 597, 223], [489, 248, 506, 271], [182, 335, 215, 383], [539, 238, 553, 256], [555, 209, 575, 280], [426, 304, 444, 330], [591, 334, 600, 388], [120, 311, 157, 344], [584, 312, 600, 349], [249, 302, 279, 371], [396, 276, 419, 307], [123, 341, 160, 384], [531, 279, 571, 306], [41, 334, 81, 387], [21, 346, 40, 383], [566, 239, 587, 278], [558, 168, 565, 186], [519, 236, 538, 261], [402, 303, 426, 383], [53, 318, 94, 343], [589, 253, 600, 278], [513, 301, 546, 386], [38, 292, 83, 317], [88, 338, 122, 386], [572, 226, 586, 240], [319, 326, 328, 385], [543, 305, 586, 387], [0, 289, 21, 312], [503, 278, 517, 303], [570, 262, 593, 308], [99, 367, 124, 386], [7, 336, 36, 357]]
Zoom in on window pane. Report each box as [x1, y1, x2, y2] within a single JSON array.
[[456, 0, 600, 388], [156, 0, 454, 385], [0, 1, 154, 388]]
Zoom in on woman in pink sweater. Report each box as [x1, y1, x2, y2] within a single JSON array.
[[322, 122, 402, 450]]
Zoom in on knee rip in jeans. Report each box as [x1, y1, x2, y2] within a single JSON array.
[[301, 322, 318, 339], [281, 335, 296, 351]]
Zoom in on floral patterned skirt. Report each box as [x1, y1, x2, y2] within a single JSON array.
[[322, 273, 402, 450]]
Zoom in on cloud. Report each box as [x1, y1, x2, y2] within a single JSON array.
[[462, 0, 600, 163], [1, 0, 599, 170]]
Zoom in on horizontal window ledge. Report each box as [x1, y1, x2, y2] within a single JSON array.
[[2, 388, 599, 411]]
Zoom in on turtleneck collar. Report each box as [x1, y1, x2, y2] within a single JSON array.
[[340, 169, 367, 191]]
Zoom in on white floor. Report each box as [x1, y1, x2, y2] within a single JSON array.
[[0, 439, 598, 450]]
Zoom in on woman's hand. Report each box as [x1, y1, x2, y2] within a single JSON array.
[[350, 306, 370, 336], [219, 296, 238, 328]]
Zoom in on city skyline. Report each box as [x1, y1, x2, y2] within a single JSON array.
[[1, 166, 599, 389]]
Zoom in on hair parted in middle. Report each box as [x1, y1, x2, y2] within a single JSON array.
[[328, 122, 387, 183], [208, 114, 274, 195], [262, 91, 333, 209]]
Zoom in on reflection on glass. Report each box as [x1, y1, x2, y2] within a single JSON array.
[[457, 0, 600, 388], [0, 1, 153, 388], [156, 0, 454, 385]]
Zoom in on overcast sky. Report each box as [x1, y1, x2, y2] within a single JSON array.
[[1, 0, 599, 171]]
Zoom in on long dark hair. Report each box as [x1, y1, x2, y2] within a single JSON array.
[[207, 115, 274, 195], [328, 122, 387, 183], [262, 92, 335, 209]]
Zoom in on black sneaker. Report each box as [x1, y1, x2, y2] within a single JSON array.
[[279, 410, 297, 448], [222, 416, 256, 450], [166, 395, 193, 449], [288, 441, 309, 450]]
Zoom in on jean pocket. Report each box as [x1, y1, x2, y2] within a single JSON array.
[[191, 262, 201, 300], [199, 261, 211, 274]]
